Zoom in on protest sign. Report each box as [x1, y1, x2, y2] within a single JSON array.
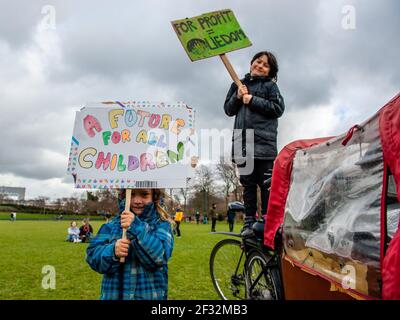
[[171, 9, 251, 61], [67, 101, 196, 189], [171, 9, 252, 86]]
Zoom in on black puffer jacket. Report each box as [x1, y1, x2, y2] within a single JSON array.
[[224, 74, 285, 162]]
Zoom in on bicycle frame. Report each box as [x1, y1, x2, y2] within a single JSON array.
[[211, 231, 284, 300]]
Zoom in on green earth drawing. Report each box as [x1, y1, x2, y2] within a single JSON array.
[[186, 38, 209, 56]]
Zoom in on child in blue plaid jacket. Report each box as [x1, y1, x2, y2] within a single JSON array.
[[86, 189, 174, 300]]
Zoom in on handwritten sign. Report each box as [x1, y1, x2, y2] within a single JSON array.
[[171, 9, 252, 61], [67, 101, 197, 189]]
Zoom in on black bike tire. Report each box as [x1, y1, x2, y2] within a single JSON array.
[[245, 251, 283, 300], [209, 238, 246, 300]]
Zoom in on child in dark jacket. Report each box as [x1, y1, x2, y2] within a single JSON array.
[[79, 218, 93, 243], [224, 51, 285, 237], [86, 188, 174, 300]]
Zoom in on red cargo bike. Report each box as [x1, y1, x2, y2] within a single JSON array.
[[210, 93, 400, 300]]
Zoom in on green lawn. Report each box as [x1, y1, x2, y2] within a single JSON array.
[[0, 219, 241, 300]]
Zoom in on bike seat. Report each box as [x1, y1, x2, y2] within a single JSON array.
[[252, 220, 265, 240]]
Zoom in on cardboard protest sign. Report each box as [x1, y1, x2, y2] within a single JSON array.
[[67, 101, 196, 189], [171, 9, 252, 61]]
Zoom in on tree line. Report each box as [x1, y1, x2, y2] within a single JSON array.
[[0, 161, 244, 219]]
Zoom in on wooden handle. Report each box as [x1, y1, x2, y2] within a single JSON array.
[[120, 189, 131, 263], [219, 54, 243, 87]]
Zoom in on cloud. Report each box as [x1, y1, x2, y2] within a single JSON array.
[[0, 0, 399, 199], [0, 173, 85, 200]]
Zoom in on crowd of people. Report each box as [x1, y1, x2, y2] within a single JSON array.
[[170, 204, 243, 235], [64, 203, 241, 244]]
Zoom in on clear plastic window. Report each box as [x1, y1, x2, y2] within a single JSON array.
[[283, 116, 383, 298], [387, 174, 399, 240]]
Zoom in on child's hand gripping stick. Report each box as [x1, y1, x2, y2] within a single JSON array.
[[120, 189, 131, 263]]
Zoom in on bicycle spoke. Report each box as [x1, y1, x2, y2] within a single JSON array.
[[246, 252, 279, 300], [210, 239, 247, 300]]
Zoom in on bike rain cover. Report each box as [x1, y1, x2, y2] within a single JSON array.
[[284, 113, 383, 298], [264, 93, 400, 299]]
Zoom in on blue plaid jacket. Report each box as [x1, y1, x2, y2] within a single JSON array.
[[86, 202, 174, 300]]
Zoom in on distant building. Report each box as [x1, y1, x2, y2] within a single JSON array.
[[0, 186, 26, 201]]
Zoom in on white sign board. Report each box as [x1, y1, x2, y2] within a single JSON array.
[[67, 101, 196, 189]]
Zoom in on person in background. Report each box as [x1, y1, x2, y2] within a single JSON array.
[[227, 208, 237, 233], [79, 218, 93, 243], [10, 212, 17, 221], [174, 208, 183, 237], [210, 203, 217, 232], [202, 212, 208, 224], [195, 211, 200, 224], [67, 221, 81, 242]]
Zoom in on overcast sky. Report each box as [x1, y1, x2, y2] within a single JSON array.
[[0, 0, 399, 200]]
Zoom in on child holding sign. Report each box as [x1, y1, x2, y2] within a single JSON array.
[[86, 188, 174, 300], [224, 51, 285, 237]]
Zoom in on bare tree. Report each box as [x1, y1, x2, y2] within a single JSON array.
[[186, 189, 203, 216], [217, 160, 234, 211], [193, 165, 214, 217], [36, 196, 50, 214], [232, 171, 243, 202], [173, 193, 181, 207], [0, 193, 9, 204], [178, 188, 188, 213], [54, 198, 64, 213], [96, 189, 118, 215], [216, 159, 242, 210], [63, 196, 81, 215]]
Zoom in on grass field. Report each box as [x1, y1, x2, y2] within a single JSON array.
[[0, 219, 241, 300], [0, 212, 105, 221]]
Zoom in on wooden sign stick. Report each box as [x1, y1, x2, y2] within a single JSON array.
[[120, 188, 131, 263], [219, 54, 243, 87]]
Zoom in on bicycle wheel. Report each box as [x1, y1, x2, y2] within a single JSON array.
[[210, 238, 247, 300], [245, 251, 282, 300]]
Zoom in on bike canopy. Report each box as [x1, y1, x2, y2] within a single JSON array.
[[264, 93, 400, 299]]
